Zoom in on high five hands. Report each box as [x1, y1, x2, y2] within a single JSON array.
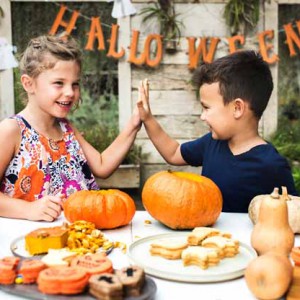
[[137, 78, 152, 122]]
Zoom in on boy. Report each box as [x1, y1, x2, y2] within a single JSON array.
[[137, 50, 297, 213]]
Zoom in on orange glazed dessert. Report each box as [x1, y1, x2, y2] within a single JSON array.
[[25, 226, 69, 255]]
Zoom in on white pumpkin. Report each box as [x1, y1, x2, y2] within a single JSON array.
[[248, 187, 300, 233]]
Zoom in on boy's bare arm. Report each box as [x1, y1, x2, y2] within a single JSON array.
[[137, 79, 186, 166]]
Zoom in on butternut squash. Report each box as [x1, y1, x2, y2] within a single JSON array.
[[250, 187, 294, 256], [249, 189, 300, 233]]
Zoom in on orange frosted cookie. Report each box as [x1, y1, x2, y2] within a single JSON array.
[[37, 266, 89, 295], [0, 256, 20, 285], [70, 253, 113, 277], [18, 259, 47, 284]]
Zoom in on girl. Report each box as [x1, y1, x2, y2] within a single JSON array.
[[0, 35, 141, 221]]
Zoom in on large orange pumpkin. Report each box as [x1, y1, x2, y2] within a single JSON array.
[[142, 171, 223, 229], [64, 190, 136, 229]]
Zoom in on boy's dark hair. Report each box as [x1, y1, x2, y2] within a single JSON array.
[[192, 50, 273, 119]]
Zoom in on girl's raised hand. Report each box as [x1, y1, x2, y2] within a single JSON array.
[[28, 195, 64, 222], [137, 79, 152, 121]]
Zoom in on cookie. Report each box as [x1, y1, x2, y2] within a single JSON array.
[[181, 246, 221, 269], [0, 256, 20, 285], [89, 273, 123, 300], [115, 266, 145, 297], [70, 253, 113, 277], [201, 236, 239, 258], [150, 239, 188, 260], [187, 227, 231, 246], [18, 259, 47, 284], [37, 266, 89, 295], [41, 248, 77, 267]]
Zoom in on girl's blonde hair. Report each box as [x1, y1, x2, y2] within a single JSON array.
[[19, 35, 82, 78]]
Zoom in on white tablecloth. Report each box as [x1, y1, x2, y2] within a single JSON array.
[[0, 211, 297, 300]]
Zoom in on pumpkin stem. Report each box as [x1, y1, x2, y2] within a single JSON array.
[[270, 187, 280, 199], [281, 186, 290, 201]]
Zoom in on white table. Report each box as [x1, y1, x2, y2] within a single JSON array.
[[0, 211, 297, 300]]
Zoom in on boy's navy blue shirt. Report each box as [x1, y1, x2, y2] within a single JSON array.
[[181, 133, 298, 213]]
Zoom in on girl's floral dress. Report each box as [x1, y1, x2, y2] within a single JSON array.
[[0, 115, 99, 201]]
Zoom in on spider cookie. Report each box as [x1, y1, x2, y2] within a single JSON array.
[[187, 227, 231, 246], [115, 265, 145, 297], [201, 236, 239, 258], [89, 273, 123, 300], [150, 239, 188, 260], [181, 246, 221, 269]]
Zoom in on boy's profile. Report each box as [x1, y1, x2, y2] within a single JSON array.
[[137, 50, 297, 213]]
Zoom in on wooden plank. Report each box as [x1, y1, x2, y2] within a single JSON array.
[[118, 16, 132, 131], [131, 90, 201, 115], [135, 137, 209, 164], [96, 164, 140, 188], [137, 115, 207, 139], [132, 64, 194, 90], [0, 0, 15, 120], [262, 1, 278, 139]]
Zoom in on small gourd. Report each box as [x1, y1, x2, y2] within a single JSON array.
[[249, 188, 300, 233], [250, 187, 294, 256]]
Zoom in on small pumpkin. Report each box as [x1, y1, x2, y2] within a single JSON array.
[[250, 187, 295, 256], [64, 190, 136, 229], [141, 171, 223, 230], [249, 187, 300, 233]]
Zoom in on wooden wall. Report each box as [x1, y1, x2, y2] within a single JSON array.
[[118, 0, 280, 185]]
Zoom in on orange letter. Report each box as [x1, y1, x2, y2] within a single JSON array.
[[128, 30, 146, 65], [187, 37, 220, 69], [258, 30, 278, 64], [49, 5, 79, 36], [144, 34, 163, 67], [283, 21, 300, 57], [227, 35, 245, 53], [107, 24, 125, 59], [85, 17, 105, 51]]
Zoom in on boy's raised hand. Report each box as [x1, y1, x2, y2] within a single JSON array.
[[137, 79, 152, 121]]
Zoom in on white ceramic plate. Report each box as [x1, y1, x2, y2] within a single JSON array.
[[128, 232, 257, 283], [10, 235, 113, 259]]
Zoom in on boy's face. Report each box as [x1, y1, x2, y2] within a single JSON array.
[[199, 82, 236, 140]]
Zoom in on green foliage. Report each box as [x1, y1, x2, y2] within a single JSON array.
[[139, 1, 184, 42], [69, 90, 146, 165], [223, 0, 260, 35], [270, 118, 300, 194], [293, 167, 300, 194]]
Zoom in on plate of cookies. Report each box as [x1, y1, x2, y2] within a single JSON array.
[[128, 228, 257, 283]]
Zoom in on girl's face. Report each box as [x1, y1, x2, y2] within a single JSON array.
[[30, 59, 81, 119], [199, 82, 236, 140]]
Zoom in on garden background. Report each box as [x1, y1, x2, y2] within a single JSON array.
[[0, 0, 299, 200]]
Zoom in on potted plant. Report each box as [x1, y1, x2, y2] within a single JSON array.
[[139, 0, 184, 53]]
